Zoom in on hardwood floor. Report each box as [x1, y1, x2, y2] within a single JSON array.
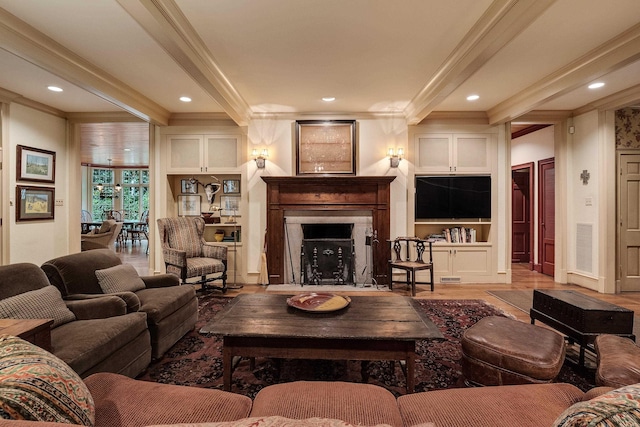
[[117, 241, 640, 323]]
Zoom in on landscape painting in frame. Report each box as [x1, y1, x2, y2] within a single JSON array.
[[17, 145, 56, 183], [16, 185, 55, 222]]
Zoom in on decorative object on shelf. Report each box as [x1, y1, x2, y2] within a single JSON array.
[[178, 195, 200, 216], [16, 145, 56, 183], [223, 179, 240, 194], [213, 230, 225, 242], [295, 120, 356, 175], [200, 211, 220, 224], [252, 149, 268, 169], [16, 185, 55, 222], [388, 147, 404, 168], [180, 179, 197, 194]]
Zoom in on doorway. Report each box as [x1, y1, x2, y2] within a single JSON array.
[[512, 163, 534, 268], [618, 153, 640, 291], [538, 157, 555, 277]]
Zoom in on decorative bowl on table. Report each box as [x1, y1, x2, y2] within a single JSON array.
[[201, 212, 220, 224], [286, 293, 351, 312]]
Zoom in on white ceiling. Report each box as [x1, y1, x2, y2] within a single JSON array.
[[1, 0, 640, 165]]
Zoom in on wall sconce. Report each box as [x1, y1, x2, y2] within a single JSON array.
[[388, 148, 404, 168], [252, 148, 269, 169]]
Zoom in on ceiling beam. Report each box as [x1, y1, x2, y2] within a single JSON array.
[[488, 22, 640, 124], [404, 0, 556, 125], [0, 7, 170, 125], [117, 0, 252, 127]]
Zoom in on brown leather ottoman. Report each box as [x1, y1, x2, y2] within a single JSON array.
[[595, 334, 640, 388], [461, 316, 566, 386]]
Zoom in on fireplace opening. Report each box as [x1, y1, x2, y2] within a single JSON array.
[[301, 223, 355, 286]]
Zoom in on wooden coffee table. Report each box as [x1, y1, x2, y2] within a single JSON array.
[[200, 293, 443, 393]]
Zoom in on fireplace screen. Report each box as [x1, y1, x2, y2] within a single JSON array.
[[301, 223, 355, 286]]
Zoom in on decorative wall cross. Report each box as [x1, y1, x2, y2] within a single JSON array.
[[580, 169, 590, 185]]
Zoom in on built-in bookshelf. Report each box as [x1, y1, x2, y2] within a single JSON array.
[[415, 221, 491, 244]]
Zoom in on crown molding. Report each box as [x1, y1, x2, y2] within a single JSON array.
[[168, 112, 238, 127], [117, 0, 252, 127], [417, 111, 489, 125], [404, 0, 555, 125], [572, 83, 640, 116], [0, 7, 170, 125], [66, 112, 145, 123], [488, 22, 640, 124]]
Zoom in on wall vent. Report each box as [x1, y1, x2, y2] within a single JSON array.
[[440, 276, 461, 283], [576, 223, 593, 273]]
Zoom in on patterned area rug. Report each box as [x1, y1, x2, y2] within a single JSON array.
[[137, 295, 594, 398]]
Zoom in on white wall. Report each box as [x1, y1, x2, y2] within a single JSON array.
[[567, 110, 602, 289], [8, 104, 69, 264]]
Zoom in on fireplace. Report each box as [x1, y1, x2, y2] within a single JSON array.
[[301, 223, 354, 285], [262, 176, 395, 285]]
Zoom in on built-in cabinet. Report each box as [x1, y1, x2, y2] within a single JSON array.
[[161, 128, 246, 283], [412, 131, 498, 283], [166, 134, 241, 173], [415, 133, 492, 173]]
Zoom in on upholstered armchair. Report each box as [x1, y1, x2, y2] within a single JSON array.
[[157, 217, 228, 293], [80, 219, 123, 250], [0, 262, 150, 378], [41, 249, 197, 359]]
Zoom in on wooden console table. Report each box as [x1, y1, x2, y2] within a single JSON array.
[[530, 290, 634, 366], [0, 318, 53, 352]]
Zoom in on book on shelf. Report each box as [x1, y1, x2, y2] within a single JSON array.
[[440, 227, 477, 243]]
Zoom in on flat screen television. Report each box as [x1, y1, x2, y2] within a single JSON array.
[[415, 176, 491, 220]]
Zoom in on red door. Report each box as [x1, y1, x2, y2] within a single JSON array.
[[512, 163, 533, 265], [539, 158, 555, 277]]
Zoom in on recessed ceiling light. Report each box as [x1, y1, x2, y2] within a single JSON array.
[[124, 148, 131, 152], [588, 82, 605, 89], [466, 94, 480, 101], [322, 97, 336, 102], [47, 86, 63, 92], [179, 96, 192, 102]]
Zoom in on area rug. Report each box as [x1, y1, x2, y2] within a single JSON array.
[[137, 295, 594, 398]]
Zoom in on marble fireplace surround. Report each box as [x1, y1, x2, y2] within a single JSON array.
[[262, 176, 395, 285]]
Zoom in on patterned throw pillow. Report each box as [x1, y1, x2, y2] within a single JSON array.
[[0, 286, 75, 327], [95, 264, 146, 294], [553, 383, 640, 426], [0, 335, 95, 425]]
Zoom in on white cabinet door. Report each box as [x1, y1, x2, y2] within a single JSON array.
[[452, 246, 491, 276], [416, 134, 453, 173], [453, 134, 492, 173], [166, 135, 205, 173], [204, 136, 240, 170]]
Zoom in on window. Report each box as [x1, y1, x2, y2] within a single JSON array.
[[90, 168, 148, 220]]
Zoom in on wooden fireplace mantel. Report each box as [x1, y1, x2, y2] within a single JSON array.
[[262, 176, 395, 285]]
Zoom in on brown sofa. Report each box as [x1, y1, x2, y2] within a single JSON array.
[[42, 249, 197, 359], [0, 263, 150, 378], [0, 375, 616, 427]]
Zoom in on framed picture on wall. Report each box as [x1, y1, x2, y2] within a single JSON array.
[[220, 195, 240, 217], [16, 185, 55, 222], [295, 120, 356, 175], [178, 195, 201, 216], [223, 179, 240, 194], [181, 179, 198, 194], [17, 145, 56, 183]]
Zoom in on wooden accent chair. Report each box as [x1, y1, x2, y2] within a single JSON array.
[[388, 237, 434, 296], [157, 217, 228, 292]]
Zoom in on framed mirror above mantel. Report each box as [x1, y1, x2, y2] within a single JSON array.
[[262, 176, 395, 286]]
